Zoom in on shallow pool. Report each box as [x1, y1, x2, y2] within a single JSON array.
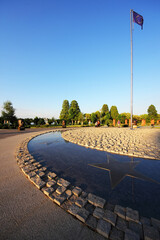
[[28, 131, 160, 219]]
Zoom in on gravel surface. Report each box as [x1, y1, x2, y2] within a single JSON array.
[[62, 127, 160, 160]]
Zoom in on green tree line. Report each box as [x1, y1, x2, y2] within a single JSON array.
[[0, 100, 159, 129]]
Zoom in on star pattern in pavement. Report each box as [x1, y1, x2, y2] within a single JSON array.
[[89, 154, 160, 189]]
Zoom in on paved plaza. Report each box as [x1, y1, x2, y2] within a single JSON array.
[[1, 127, 160, 240]]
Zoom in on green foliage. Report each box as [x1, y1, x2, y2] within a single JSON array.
[[0, 117, 3, 124], [85, 113, 91, 121], [24, 118, 33, 126], [1, 101, 17, 124], [60, 100, 69, 121], [139, 114, 148, 120], [48, 117, 55, 125], [147, 104, 158, 120], [101, 104, 109, 117], [110, 106, 119, 120], [95, 111, 100, 120], [78, 112, 84, 124], [38, 118, 45, 125], [118, 114, 126, 124], [33, 116, 39, 125], [120, 112, 131, 119], [69, 100, 80, 122], [91, 113, 97, 123]]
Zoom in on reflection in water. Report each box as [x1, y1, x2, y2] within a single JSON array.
[[28, 131, 160, 219]]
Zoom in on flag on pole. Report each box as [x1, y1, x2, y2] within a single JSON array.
[[133, 11, 144, 29]]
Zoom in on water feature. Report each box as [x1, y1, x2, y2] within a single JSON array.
[[28, 131, 160, 219]]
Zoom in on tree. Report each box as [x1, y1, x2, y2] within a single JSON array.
[[60, 100, 69, 121], [95, 111, 100, 120], [91, 113, 97, 123], [1, 101, 16, 124], [69, 100, 80, 124], [24, 118, 33, 126], [48, 117, 55, 125], [38, 118, 45, 125], [101, 104, 109, 117], [78, 112, 84, 125], [33, 117, 39, 125], [147, 104, 157, 120], [102, 112, 111, 125], [110, 106, 119, 120], [120, 112, 131, 120], [118, 114, 126, 124]]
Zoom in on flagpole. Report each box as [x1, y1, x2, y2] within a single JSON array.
[[130, 9, 133, 129]]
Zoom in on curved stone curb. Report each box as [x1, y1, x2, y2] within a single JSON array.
[[15, 130, 160, 240]]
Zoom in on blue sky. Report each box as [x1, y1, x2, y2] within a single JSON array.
[[0, 0, 160, 118]]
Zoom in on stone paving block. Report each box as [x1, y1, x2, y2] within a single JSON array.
[[76, 207, 90, 223], [81, 191, 88, 198], [27, 171, 36, 179], [85, 202, 95, 215], [36, 171, 45, 178], [86, 215, 97, 230], [93, 207, 104, 219], [96, 219, 111, 238], [151, 217, 160, 231], [19, 163, 25, 168], [57, 178, 70, 188], [116, 216, 128, 232], [110, 227, 124, 240], [30, 165, 37, 171], [69, 194, 78, 204], [140, 217, 151, 226], [68, 203, 81, 216], [61, 200, 73, 211], [37, 164, 42, 169], [39, 166, 47, 172], [30, 176, 46, 189], [56, 186, 66, 195], [65, 189, 72, 199], [48, 193, 55, 202], [75, 197, 87, 208], [43, 187, 54, 196], [87, 193, 106, 208], [114, 205, 126, 220], [129, 221, 143, 239], [47, 172, 57, 179], [143, 224, 160, 240], [54, 194, 67, 206], [126, 207, 139, 223], [103, 209, 117, 226], [105, 202, 115, 211], [72, 186, 82, 197], [46, 179, 57, 188], [33, 162, 40, 167], [22, 166, 31, 174], [125, 229, 140, 240]]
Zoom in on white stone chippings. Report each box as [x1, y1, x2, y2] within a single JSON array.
[[62, 128, 160, 160]]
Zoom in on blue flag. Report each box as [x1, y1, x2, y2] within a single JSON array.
[[133, 11, 144, 29]]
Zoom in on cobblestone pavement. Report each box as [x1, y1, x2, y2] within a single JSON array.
[[15, 129, 160, 240], [62, 127, 160, 160]]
